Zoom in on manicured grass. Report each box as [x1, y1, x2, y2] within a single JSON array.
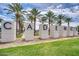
[[0, 38, 79, 56]]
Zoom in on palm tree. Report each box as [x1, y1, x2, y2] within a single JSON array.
[[45, 10, 55, 35], [57, 14, 65, 37], [4, 3, 25, 34], [28, 8, 41, 35], [57, 14, 65, 26], [65, 17, 72, 28], [65, 17, 72, 36]]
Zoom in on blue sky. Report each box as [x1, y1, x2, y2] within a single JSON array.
[[0, 3, 79, 27]]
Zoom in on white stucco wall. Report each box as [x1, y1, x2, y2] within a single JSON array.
[[24, 22, 34, 41], [68, 27, 73, 36], [50, 25, 59, 38], [59, 26, 67, 37], [0, 21, 16, 42], [39, 24, 49, 39], [73, 27, 78, 36]]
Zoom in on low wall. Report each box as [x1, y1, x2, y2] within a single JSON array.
[[24, 22, 34, 41], [39, 24, 49, 39], [50, 25, 59, 38], [0, 21, 16, 42]]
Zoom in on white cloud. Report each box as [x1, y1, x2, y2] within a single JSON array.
[[72, 5, 79, 10], [56, 4, 63, 9], [0, 15, 13, 21], [1, 3, 79, 27], [40, 4, 79, 26]]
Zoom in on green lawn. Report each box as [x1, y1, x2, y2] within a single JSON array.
[[0, 38, 79, 56]]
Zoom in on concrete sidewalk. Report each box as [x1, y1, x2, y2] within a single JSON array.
[[0, 37, 79, 49]]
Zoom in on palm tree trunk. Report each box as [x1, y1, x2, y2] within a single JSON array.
[[67, 22, 70, 36], [34, 18, 36, 36], [49, 18, 50, 35], [16, 13, 20, 35], [19, 20, 22, 34], [59, 19, 61, 26], [16, 19, 19, 35], [59, 19, 62, 37], [68, 22, 69, 28]]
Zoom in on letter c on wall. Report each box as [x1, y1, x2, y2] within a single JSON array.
[[3, 22, 12, 29]]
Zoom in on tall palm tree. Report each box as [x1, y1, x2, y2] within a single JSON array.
[[45, 10, 55, 35], [4, 3, 25, 34], [65, 17, 72, 36], [28, 8, 41, 35], [65, 17, 72, 28], [57, 14, 65, 26], [57, 14, 65, 37]]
